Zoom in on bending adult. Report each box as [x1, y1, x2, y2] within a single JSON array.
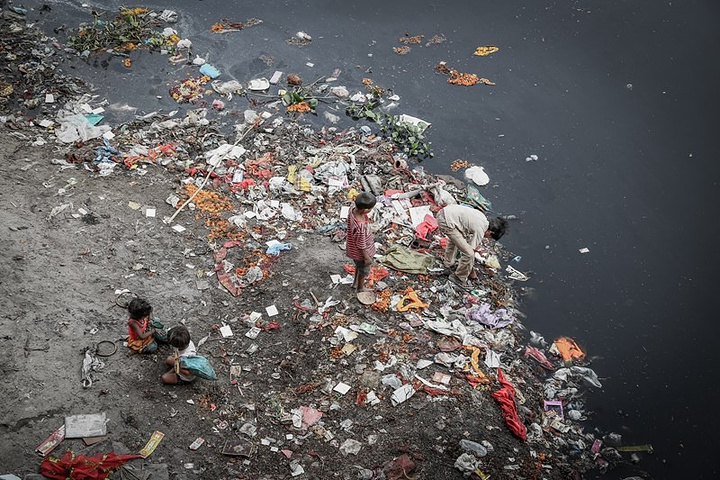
[[436, 204, 508, 287]]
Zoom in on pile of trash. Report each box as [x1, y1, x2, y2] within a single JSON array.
[[0, 7, 88, 115], [0, 6, 651, 479]]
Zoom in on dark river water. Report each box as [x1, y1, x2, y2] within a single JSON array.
[[30, 0, 720, 478]]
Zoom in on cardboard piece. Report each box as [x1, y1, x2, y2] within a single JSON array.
[[64, 413, 107, 438], [222, 439, 253, 457], [83, 435, 109, 446], [543, 400, 564, 421]]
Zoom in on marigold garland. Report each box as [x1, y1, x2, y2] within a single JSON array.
[[287, 101, 311, 113]]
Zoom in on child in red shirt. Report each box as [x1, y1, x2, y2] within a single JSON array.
[[126, 298, 167, 354], [346, 192, 377, 293]]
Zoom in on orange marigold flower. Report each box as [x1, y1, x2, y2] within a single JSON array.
[[448, 70, 479, 86], [287, 101, 311, 113]]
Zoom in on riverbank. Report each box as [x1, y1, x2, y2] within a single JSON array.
[[0, 5, 640, 479]]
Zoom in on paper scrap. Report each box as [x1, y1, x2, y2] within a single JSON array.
[[333, 382, 351, 395], [35, 424, 65, 457], [432, 371, 451, 385], [219, 324, 233, 338], [266, 305, 279, 317], [139, 431, 164, 458], [245, 326, 261, 339], [189, 437, 205, 450], [64, 413, 107, 438], [391, 384, 416, 406], [578, 247, 590, 254]]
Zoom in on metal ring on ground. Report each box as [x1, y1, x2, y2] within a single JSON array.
[[115, 291, 136, 308], [95, 340, 118, 357]]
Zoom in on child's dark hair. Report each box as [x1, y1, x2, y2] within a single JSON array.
[[128, 298, 152, 320], [488, 217, 509, 241], [355, 192, 377, 210], [169, 325, 191, 349]]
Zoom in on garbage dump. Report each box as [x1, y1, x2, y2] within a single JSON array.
[[0, 6, 651, 479]]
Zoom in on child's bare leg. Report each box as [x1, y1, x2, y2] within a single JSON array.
[[357, 270, 371, 293], [162, 370, 179, 384], [352, 269, 359, 289], [165, 356, 175, 368]]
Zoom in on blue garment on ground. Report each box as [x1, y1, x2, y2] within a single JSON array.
[[266, 242, 292, 255], [180, 355, 217, 380]]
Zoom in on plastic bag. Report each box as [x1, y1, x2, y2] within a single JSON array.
[[180, 355, 217, 380], [465, 184, 492, 212], [55, 114, 110, 143]]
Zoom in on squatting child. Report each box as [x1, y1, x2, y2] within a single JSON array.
[[162, 325, 197, 385], [126, 297, 167, 354], [345, 192, 377, 293]]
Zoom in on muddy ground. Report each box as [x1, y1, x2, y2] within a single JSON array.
[[0, 133, 530, 479]]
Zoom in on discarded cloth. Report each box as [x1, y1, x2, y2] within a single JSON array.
[[266, 242, 292, 255], [551, 336, 586, 364], [41, 451, 141, 480], [397, 287, 429, 312], [491, 368, 527, 441], [81, 347, 105, 388], [415, 213, 438, 241], [465, 302, 515, 329], [554, 366, 603, 389], [524, 346, 554, 370], [465, 184, 492, 212], [379, 244, 434, 275]]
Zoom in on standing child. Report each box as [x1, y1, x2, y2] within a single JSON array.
[[346, 192, 377, 293], [162, 325, 197, 385], [126, 298, 167, 354]]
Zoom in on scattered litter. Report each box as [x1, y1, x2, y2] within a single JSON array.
[[219, 324, 233, 337], [474, 46, 499, 56], [222, 439, 253, 457], [199, 64, 221, 79], [464, 166, 489, 186], [391, 384, 415, 406], [189, 437, 205, 450], [64, 413, 107, 438], [36, 425, 66, 457], [139, 431, 164, 458], [248, 78, 270, 91], [339, 439, 362, 456], [333, 382, 352, 395]]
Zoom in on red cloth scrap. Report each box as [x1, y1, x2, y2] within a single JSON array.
[[41, 451, 141, 480], [491, 368, 527, 441]]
